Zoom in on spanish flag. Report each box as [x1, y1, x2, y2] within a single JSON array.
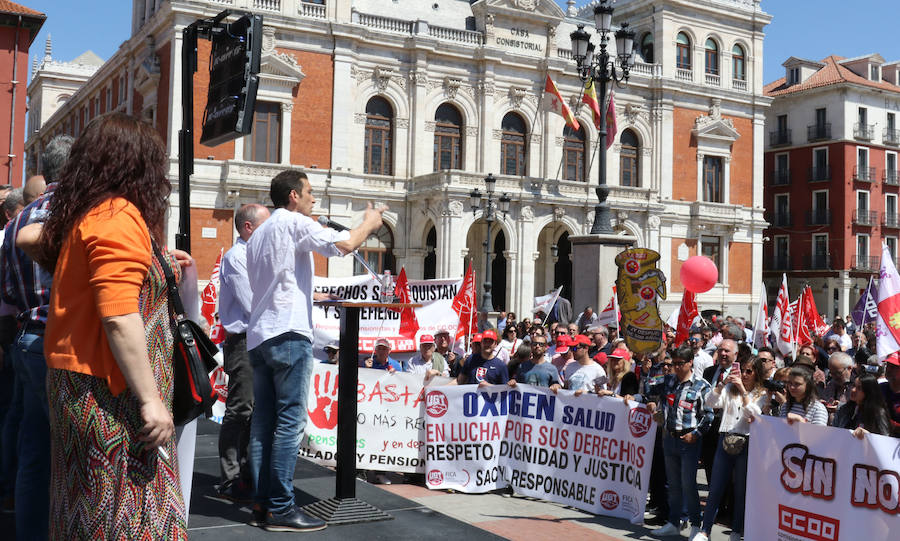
[[543, 75, 580, 131], [582, 79, 602, 130]]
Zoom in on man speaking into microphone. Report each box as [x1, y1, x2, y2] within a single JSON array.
[[246, 170, 385, 532]]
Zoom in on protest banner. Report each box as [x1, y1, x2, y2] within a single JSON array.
[[423, 384, 656, 524], [298, 363, 450, 473], [313, 275, 462, 355], [746, 415, 899, 541]]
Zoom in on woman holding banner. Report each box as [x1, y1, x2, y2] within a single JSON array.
[[692, 357, 767, 541], [832, 373, 891, 437]]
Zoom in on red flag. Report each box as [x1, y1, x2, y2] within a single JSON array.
[[771, 274, 793, 355], [673, 291, 698, 347], [201, 248, 223, 328], [392, 267, 419, 339], [452, 262, 477, 341], [544, 75, 580, 131], [583, 80, 602, 129], [803, 286, 829, 337], [605, 90, 617, 149], [792, 291, 812, 347]]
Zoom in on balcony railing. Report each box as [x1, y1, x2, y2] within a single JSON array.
[[676, 68, 693, 82], [807, 209, 831, 225], [885, 169, 899, 186], [770, 212, 792, 227], [772, 255, 792, 271], [884, 213, 900, 228], [808, 166, 831, 182], [705, 73, 721, 86], [769, 130, 792, 147], [807, 123, 831, 141], [853, 209, 878, 226], [853, 255, 880, 272], [885, 128, 900, 146], [854, 122, 875, 140], [805, 254, 832, 270], [732, 78, 748, 91], [770, 169, 791, 186], [252, 0, 280, 11], [854, 166, 876, 182]]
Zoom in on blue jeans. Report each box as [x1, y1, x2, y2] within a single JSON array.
[[248, 332, 313, 515], [0, 343, 19, 499], [702, 433, 748, 534], [663, 432, 702, 528], [13, 331, 50, 540]]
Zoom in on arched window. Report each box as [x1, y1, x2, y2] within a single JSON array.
[[434, 103, 463, 170], [364, 96, 393, 175], [563, 125, 587, 182], [676, 32, 691, 70], [732, 44, 746, 81], [620, 129, 639, 187], [705, 38, 719, 75], [354, 224, 395, 275], [500, 112, 527, 176], [640, 33, 654, 64]]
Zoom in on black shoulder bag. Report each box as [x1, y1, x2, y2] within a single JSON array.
[[153, 244, 219, 426]]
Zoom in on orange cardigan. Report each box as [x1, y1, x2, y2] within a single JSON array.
[[45, 198, 152, 396]]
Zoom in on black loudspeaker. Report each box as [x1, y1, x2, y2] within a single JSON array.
[[200, 13, 262, 147]]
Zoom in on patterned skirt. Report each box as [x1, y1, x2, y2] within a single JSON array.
[[47, 368, 186, 540]]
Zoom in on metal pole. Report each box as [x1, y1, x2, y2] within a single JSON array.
[[178, 24, 197, 253], [590, 42, 614, 235], [481, 198, 494, 313]]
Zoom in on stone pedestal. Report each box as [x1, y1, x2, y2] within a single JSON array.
[[570, 234, 636, 315]]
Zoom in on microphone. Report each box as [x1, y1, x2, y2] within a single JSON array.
[[317, 215, 350, 232]]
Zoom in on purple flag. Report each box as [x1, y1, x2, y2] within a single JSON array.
[[851, 277, 878, 327]]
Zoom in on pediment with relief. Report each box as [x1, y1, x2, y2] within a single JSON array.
[[475, 0, 564, 22], [692, 100, 739, 144], [259, 51, 306, 89]]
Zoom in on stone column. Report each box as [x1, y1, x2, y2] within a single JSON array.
[[570, 234, 636, 315]]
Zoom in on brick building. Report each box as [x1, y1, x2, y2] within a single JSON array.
[[0, 0, 43, 186], [26, 0, 770, 318], [763, 53, 900, 318]]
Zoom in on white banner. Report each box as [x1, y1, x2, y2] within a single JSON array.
[[298, 363, 450, 472], [423, 384, 657, 524], [313, 275, 462, 354], [746, 415, 899, 541]]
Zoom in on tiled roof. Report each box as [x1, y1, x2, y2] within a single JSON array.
[[765, 55, 900, 97], [0, 0, 44, 17]]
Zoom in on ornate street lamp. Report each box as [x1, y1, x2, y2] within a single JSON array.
[[570, 0, 636, 234], [470, 173, 510, 313]]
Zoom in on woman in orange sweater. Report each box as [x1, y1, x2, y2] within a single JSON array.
[[35, 113, 188, 539]]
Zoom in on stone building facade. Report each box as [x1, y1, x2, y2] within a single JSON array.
[[26, 0, 771, 318]]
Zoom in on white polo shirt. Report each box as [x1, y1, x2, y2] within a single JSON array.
[[246, 208, 349, 350]]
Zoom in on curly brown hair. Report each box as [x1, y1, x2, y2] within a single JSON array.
[[38, 113, 170, 270]]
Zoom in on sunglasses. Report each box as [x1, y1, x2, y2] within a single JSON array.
[[741, 368, 755, 374], [672, 360, 688, 366], [826, 347, 838, 352], [532, 342, 547, 347]]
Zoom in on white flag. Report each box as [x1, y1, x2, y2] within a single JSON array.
[[533, 286, 563, 315], [752, 283, 769, 349], [596, 286, 618, 327], [875, 243, 900, 361], [770, 274, 793, 355]]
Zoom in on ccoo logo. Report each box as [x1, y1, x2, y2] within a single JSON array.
[[628, 406, 652, 438], [425, 391, 448, 417], [599, 490, 619, 510]]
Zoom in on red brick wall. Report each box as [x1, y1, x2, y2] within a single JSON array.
[[672, 108, 699, 201], [0, 27, 32, 186], [728, 242, 752, 294], [156, 41, 171, 141], [191, 39, 234, 160], [189, 208, 234, 277], [281, 47, 333, 168], [729, 116, 753, 207]]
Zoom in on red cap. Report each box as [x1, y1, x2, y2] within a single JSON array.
[[482, 329, 499, 342], [419, 334, 435, 346], [593, 352, 608, 366], [555, 334, 571, 353], [471, 333, 483, 343], [572, 334, 592, 347], [609, 347, 632, 361], [885, 352, 900, 367]]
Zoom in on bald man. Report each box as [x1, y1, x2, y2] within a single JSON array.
[[216, 203, 270, 502], [22, 176, 46, 205]]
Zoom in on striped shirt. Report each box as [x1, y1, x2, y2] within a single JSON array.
[[780, 401, 828, 426], [0, 186, 54, 326], [645, 374, 715, 435]]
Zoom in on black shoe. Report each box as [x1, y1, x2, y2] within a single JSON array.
[[644, 515, 668, 526], [215, 481, 253, 504], [264, 507, 327, 532], [248, 506, 267, 528]]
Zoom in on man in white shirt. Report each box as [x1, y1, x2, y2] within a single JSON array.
[[554, 335, 608, 395], [689, 330, 714, 380], [246, 171, 384, 532], [404, 334, 448, 378], [217, 203, 269, 503]]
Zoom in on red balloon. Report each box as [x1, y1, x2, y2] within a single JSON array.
[[680, 256, 718, 293]]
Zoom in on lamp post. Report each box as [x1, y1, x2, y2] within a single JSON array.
[[470, 173, 511, 313], [569, 0, 636, 234]]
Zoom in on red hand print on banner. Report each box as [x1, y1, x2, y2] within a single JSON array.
[[308, 370, 340, 429]]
